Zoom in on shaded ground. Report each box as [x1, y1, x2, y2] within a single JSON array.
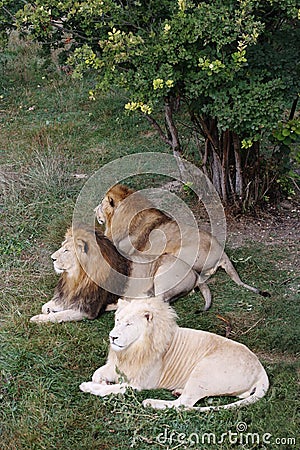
[[227, 197, 300, 273]]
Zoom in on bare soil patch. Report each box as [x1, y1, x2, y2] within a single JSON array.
[[226, 197, 300, 272]]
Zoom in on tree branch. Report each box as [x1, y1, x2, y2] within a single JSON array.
[[289, 96, 299, 121], [199, 116, 219, 152], [143, 114, 173, 148], [50, 20, 94, 42], [2, 6, 16, 20]]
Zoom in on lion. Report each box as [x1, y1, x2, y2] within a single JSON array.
[[95, 184, 270, 309], [30, 227, 129, 323], [80, 297, 269, 411], [30, 226, 201, 323]]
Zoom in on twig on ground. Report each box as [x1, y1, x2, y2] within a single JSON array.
[[239, 318, 264, 336]]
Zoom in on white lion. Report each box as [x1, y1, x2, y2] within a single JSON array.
[[80, 298, 269, 411]]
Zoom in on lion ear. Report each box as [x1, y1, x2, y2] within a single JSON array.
[[144, 311, 153, 322], [76, 238, 89, 254]]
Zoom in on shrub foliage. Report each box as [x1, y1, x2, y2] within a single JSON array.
[[2, 0, 300, 208]]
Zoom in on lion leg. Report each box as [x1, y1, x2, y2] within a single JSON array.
[[172, 389, 183, 397], [92, 363, 118, 384], [197, 282, 212, 311], [145, 355, 264, 410], [79, 381, 127, 397], [153, 255, 198, 302], [30, 309, 88, 323], [41, 299, 65, 314], [143, 368, 212, 410], [143, 390, 202, 410], [143, 373, 204, 409]]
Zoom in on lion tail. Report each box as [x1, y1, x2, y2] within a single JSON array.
[[194, 371, 269, 412]]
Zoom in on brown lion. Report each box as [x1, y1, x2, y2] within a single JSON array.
[[95, 184, 270, 309], [30, 227, 129, 323], [30, 226, 201, 323], [80, 297, 269, 411]]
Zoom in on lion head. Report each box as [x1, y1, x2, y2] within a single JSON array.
[[95, 184, 171, 254], [51, 230, 80, 276], [95, 184, 135, 227], [108, 298, 177, 357], [52, 226, 130, 319]]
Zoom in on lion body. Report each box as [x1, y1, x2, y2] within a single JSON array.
[[95, 184, 269, 309], [80, 298, 269, 411]]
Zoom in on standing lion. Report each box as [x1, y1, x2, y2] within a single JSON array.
[[95, 184, 270, 309]]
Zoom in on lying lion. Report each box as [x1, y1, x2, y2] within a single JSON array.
[[80, 298, 269, 411], [30, 226, 201, 323], [95, 184, 270, 310], [30, 227, 126, 323]]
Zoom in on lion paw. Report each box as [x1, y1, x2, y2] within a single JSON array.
[[79, 381, 117, 397], [79, 382, 95, 393], [143, 398, 174, 410], [142, 399, 156, 408], [30, 314, 50, 323]]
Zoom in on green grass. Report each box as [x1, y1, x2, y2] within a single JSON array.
[[1, 39, 299, 450]]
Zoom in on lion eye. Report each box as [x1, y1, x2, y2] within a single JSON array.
[[108, 197, 114, 207], [126, 323, 132, 327]]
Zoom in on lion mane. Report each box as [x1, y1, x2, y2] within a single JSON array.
[[30, 226, 129, 323], [80, 298, 269, 411]]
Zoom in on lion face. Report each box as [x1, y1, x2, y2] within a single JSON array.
[[94, 203, 105, 225], [51, 237, 77, 275], [109, 299, 153, 352], [51, 232, 89, 278]]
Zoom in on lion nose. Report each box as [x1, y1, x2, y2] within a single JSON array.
[[51, 255, 56, 262], [109, 334, 118, 344]]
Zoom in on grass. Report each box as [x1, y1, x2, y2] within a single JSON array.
[[1, 38, 299, 449]]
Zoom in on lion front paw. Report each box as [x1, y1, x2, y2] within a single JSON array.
[[30, 314, 51, 323], [79, 382, 96, 394], [79, 381, 117, 397], [142, 398, 157, 408]]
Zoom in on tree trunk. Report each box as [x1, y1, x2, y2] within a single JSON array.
[[232, 132, 243, 199], [164, 97, 181, 152], [192, 114, 248, 208], [211, 146, 222, 197], [221, 130, 229, 204]]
